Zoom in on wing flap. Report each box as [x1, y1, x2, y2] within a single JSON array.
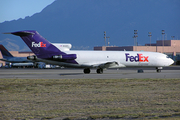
[[92, 61, 126, 69]]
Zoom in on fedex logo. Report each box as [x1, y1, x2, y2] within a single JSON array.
[[125, 53, 149, 62], [32, 42, 46, 47]]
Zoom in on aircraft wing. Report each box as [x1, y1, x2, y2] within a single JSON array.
[[89, 61, 126, 69], [0, 58, 7, 62]]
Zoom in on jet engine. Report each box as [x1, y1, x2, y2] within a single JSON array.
[[27, 55, 37, 60], [53, 54, 77, 60]]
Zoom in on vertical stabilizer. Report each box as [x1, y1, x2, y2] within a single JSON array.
[[0, 44, 14, 58], [9, 30, 64, 58]]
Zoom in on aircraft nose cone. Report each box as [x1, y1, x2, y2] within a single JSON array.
[[169, 58, 174, 65]]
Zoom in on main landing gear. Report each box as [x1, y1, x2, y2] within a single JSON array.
[[83, 68, 103, 74], [84, 68, 90, 74], [96, 68, 103, 74]]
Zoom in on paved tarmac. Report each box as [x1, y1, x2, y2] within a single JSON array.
[[0, 66, 180, 79]]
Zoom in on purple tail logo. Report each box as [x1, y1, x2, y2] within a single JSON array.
[[32, 42, 46, 47], [125, 53, 149, 62]]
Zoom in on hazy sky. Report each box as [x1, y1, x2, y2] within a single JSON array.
[[0, 0, 55, 23]]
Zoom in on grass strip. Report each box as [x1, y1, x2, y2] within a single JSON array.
[[0, 78, 180, 119]]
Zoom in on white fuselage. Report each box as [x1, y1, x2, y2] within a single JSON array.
[[64, 50, 174, 68]]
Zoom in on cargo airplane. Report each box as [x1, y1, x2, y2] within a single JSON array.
[[5, 30, 174, 73]]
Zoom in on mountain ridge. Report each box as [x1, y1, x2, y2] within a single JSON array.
[[0, 0, 179, 51]]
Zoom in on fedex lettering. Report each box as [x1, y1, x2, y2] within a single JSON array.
[[125, 53, 149, 62], [32, 42, 46, 47]]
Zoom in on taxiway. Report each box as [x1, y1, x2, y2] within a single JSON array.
[[0, 66, 180, 79]]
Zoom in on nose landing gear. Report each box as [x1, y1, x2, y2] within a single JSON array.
[[156, 67, 162, 73]]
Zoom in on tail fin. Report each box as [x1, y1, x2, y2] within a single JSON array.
[[0, 44, 14, 58], [7, 30, 64, 58]]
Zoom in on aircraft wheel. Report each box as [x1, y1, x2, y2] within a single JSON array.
[[84, 68, 90, 74], [97, 68, 103, 74], [157, 69, 161, 73], [137, 69, 144, 73]]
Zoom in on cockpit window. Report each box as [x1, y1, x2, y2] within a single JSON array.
[[166, 55, 170, 58]]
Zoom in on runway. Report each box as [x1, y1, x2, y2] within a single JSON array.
[[0, 66, 180, 79]]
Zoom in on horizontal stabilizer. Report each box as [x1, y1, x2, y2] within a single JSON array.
[[4, 31, 34, 37]]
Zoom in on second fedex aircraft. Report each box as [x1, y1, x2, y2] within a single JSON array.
[[5, 30, 174, 74]]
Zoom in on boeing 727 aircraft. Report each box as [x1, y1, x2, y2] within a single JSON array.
[[5, 30, 174, 73]]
